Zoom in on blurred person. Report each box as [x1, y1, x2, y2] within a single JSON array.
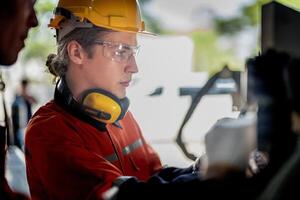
[[12, 78, 37, 151], [0, 0, 38, 66], [0, 0, 38, 199]]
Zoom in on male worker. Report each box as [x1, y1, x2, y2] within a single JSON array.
[[25, 1, 201, 200], [0, 0, 38, 199]]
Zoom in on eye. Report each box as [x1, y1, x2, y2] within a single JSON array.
[[115, 50, 128, 57]]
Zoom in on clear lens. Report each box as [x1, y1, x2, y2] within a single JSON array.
[[94, 40, 140, 63]]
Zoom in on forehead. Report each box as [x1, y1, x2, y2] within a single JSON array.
[[102, 31, 137, 46]]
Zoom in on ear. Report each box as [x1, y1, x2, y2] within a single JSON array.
[[67, 41, 86, 65]]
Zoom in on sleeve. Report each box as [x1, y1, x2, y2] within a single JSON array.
[[139, 129, 198, 183], [144, 141, 163, 174], [25, 118, 123, 200], [111, 173, 203, 200]]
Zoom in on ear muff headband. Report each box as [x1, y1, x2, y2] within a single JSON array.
[[80, 88, 129, 124]]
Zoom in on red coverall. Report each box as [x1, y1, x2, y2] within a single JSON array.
[[25, 100, 162, 200]]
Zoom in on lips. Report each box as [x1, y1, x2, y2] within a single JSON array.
[[120, 81, 131, 87], [18, 32, 28, 49], [20, 32, 28, 41]]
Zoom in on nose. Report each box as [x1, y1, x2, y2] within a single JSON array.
[[125, 55, 139, 74], [28, 7, 38, 28]]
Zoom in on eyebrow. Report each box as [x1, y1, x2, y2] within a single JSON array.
[[106, 41, 139, 49], [122, 45, 132, 50], [93, 39, 140, 51]]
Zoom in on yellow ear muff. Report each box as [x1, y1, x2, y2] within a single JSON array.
[[80, 89, 129, 124]]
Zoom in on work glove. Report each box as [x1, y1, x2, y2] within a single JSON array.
[[205, 113, 257, 172], [248, 149, 269, 175]]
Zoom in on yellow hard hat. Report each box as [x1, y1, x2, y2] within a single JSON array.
[[49, 0, 150, 35]]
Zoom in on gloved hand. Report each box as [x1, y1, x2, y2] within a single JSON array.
[[192, 156, 202, 172], [248, 149, 269, 174], [205, 113, 257, 175], [192, 154, 208, 175]]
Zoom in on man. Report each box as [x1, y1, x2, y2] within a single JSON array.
[[0, 0, 38, 199], [25, 1, 201, 200], [0, 0, 38, 66]]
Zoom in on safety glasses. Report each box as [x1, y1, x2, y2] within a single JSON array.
[[93, 40, 140, 63]]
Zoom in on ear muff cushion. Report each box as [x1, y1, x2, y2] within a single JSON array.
[[80, 88, 129, 123]]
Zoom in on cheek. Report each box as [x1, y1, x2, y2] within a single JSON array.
[[95, 57, 123, 75], [15, 6, 29, 28], [7, 16, 27, 42], [5, 23, 21, 49], [99, 65, 122, 84], [87, 60, 121, 85]]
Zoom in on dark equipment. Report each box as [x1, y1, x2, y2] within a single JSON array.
[[262, 1, 300, 58]]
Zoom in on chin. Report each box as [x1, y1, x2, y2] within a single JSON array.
[[118, 94, 126, 99], [116, 92, 126, 99], [0, 55, 18, 66]]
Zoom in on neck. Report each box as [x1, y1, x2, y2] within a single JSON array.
[[65, 62, 96, 100], [65, 71, 86, 101]]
